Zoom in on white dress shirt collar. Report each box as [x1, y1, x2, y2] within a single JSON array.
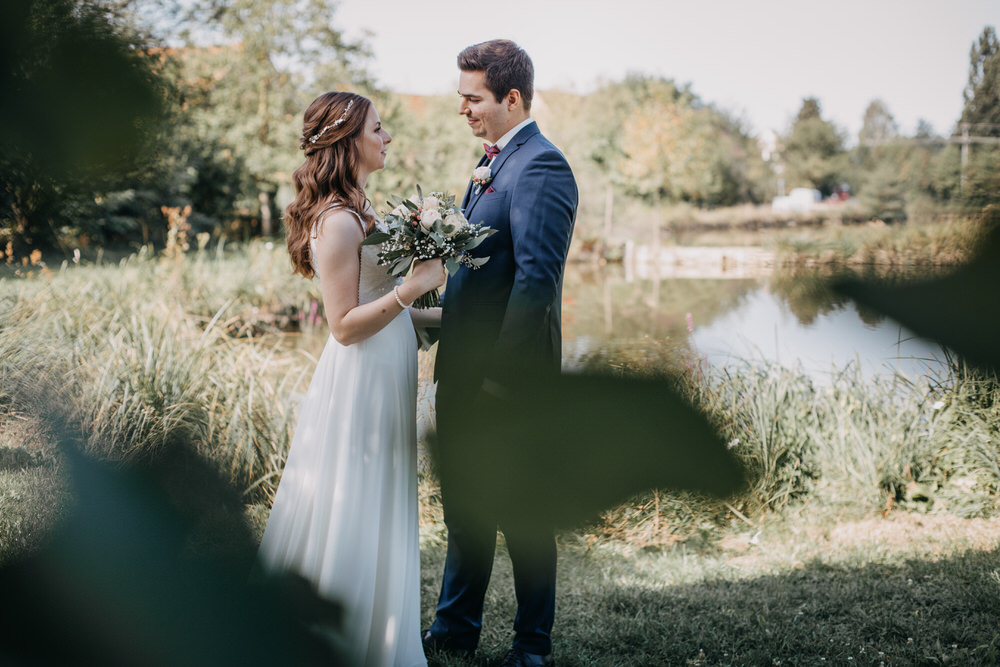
[[489, 118, 535, 154]]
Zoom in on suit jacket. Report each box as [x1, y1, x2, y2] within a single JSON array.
[[435, 122, 578, 393]]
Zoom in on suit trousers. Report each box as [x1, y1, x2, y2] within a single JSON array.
[[430, 380, 557, 655]]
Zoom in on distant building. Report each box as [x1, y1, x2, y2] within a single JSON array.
[[771, 187, 821, 212]]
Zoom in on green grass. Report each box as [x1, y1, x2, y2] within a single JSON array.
[[412, 513, 1000, 666], [0, 242, 313, 508], [3, 241, 1000, 665], [0, 466, 68, 563]]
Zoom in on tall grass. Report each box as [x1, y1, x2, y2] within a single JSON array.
[[577, 339, 1000, 545], [773, 214, 992, 270], [2, 241, 999, 554], [0, 242, 316, 506]]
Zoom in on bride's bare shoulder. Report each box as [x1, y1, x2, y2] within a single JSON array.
[[313, 207, 366, 243]]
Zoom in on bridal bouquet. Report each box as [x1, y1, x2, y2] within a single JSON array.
[[361, 186, 496, 308]]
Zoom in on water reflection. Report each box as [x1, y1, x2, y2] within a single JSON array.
[[561, 262, 944, 382], [288, 260, 946, 383]]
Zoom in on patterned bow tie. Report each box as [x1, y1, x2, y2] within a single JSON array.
[[483, 143, 500, 160]]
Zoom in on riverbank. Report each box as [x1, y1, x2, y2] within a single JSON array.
[[2, 235, 999, 664]]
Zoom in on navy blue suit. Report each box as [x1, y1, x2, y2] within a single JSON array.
[[431, 121, 578, 655]]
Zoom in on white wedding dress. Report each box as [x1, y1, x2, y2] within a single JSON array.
[[257, 208, 426, 667]]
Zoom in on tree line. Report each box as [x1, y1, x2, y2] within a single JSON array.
[[1, 0, 997, 255]]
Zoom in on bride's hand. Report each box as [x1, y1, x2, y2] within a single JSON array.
[[408, 258, 447, 294]]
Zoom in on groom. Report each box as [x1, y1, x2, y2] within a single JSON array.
[[426, 40, 578, 667]]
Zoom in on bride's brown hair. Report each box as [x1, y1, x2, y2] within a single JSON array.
[[285, 92, 376, 279]]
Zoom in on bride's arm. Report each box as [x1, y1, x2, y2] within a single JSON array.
[[315, 211, 445, 346]]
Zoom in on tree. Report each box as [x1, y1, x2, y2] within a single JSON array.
[[850, 100, 908, 219], [938, 25, 1000, 210], [859, 162, 907, 222], [617, 81, 697, 203], [591, 75, 762, 208], [160, 0, 374, 236], [781, 97, 847, 197], [961, 25, 1000, 134], [858, 99, 899, 149], [0, 0, 167, 251]]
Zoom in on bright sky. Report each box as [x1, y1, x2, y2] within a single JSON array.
[[333, 0, 998, 140]]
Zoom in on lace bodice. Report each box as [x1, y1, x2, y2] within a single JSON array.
[[310, 208, 399, 305]]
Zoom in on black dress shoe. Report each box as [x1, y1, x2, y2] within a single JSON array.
[[422, 629, 473, 658], [500, 647, 554, 667]]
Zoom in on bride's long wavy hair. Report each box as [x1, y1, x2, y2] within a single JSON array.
[[285, 92, 376, 279]]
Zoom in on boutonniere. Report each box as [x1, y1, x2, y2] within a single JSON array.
[[472, 166, 492, 194]]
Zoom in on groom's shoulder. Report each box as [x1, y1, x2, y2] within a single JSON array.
[[523, 130, 569, 163], [528, 134, 574, 179]]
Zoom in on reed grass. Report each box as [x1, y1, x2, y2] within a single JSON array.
[[0, 242, 316, 512], [569, 338, 1000, 547], [773, 215, 990, 270], [2, 241, 998, 552]]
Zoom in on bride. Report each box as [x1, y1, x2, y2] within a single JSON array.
[[257, 91, 444, 667]]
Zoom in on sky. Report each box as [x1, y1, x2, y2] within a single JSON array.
[[332, 0, 998, 141]]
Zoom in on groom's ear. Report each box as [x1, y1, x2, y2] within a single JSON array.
[[505, 89, 523, 111]]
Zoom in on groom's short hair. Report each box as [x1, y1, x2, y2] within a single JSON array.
[[458, 39, 534, 112]]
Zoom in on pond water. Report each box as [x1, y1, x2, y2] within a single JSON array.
[[291, 255, 947, 384], [560, 261, 946, 383]]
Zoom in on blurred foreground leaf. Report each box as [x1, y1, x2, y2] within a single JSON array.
[[0, 0, 163, 178], [835, 216, 1000, 373], [0, 436, 344, 666], [432, 371, 746, 530]]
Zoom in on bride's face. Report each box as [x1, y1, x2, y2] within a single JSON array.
[[357, 104, 392, 179]]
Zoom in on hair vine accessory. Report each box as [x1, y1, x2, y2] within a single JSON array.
[[308, 99, 354, 145]]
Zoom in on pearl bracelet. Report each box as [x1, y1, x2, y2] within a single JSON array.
[[393, 285, 409, 309]]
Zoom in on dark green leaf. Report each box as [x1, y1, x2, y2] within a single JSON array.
[[389, 255, 413, 276], [360, 232, 390, 246]]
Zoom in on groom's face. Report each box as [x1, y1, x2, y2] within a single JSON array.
[[458, 70, 511, 145]]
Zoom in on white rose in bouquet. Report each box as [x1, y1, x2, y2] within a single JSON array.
[[419, 208, 442, 231], [421, 195, 441, 212], [443, 212, 468, 237]]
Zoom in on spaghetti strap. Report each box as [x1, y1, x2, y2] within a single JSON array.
[[313, 205, 366, 237]]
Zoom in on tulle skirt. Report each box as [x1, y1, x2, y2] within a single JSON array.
[[258, 312, 426, 667]]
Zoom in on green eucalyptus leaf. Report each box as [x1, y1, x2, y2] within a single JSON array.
[[360, 231, 391, 246], [464, 235, 487, 251], [390, 255, 414, 276]]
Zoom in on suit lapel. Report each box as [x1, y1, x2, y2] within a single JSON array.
[[464, 123, 540, 215]]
